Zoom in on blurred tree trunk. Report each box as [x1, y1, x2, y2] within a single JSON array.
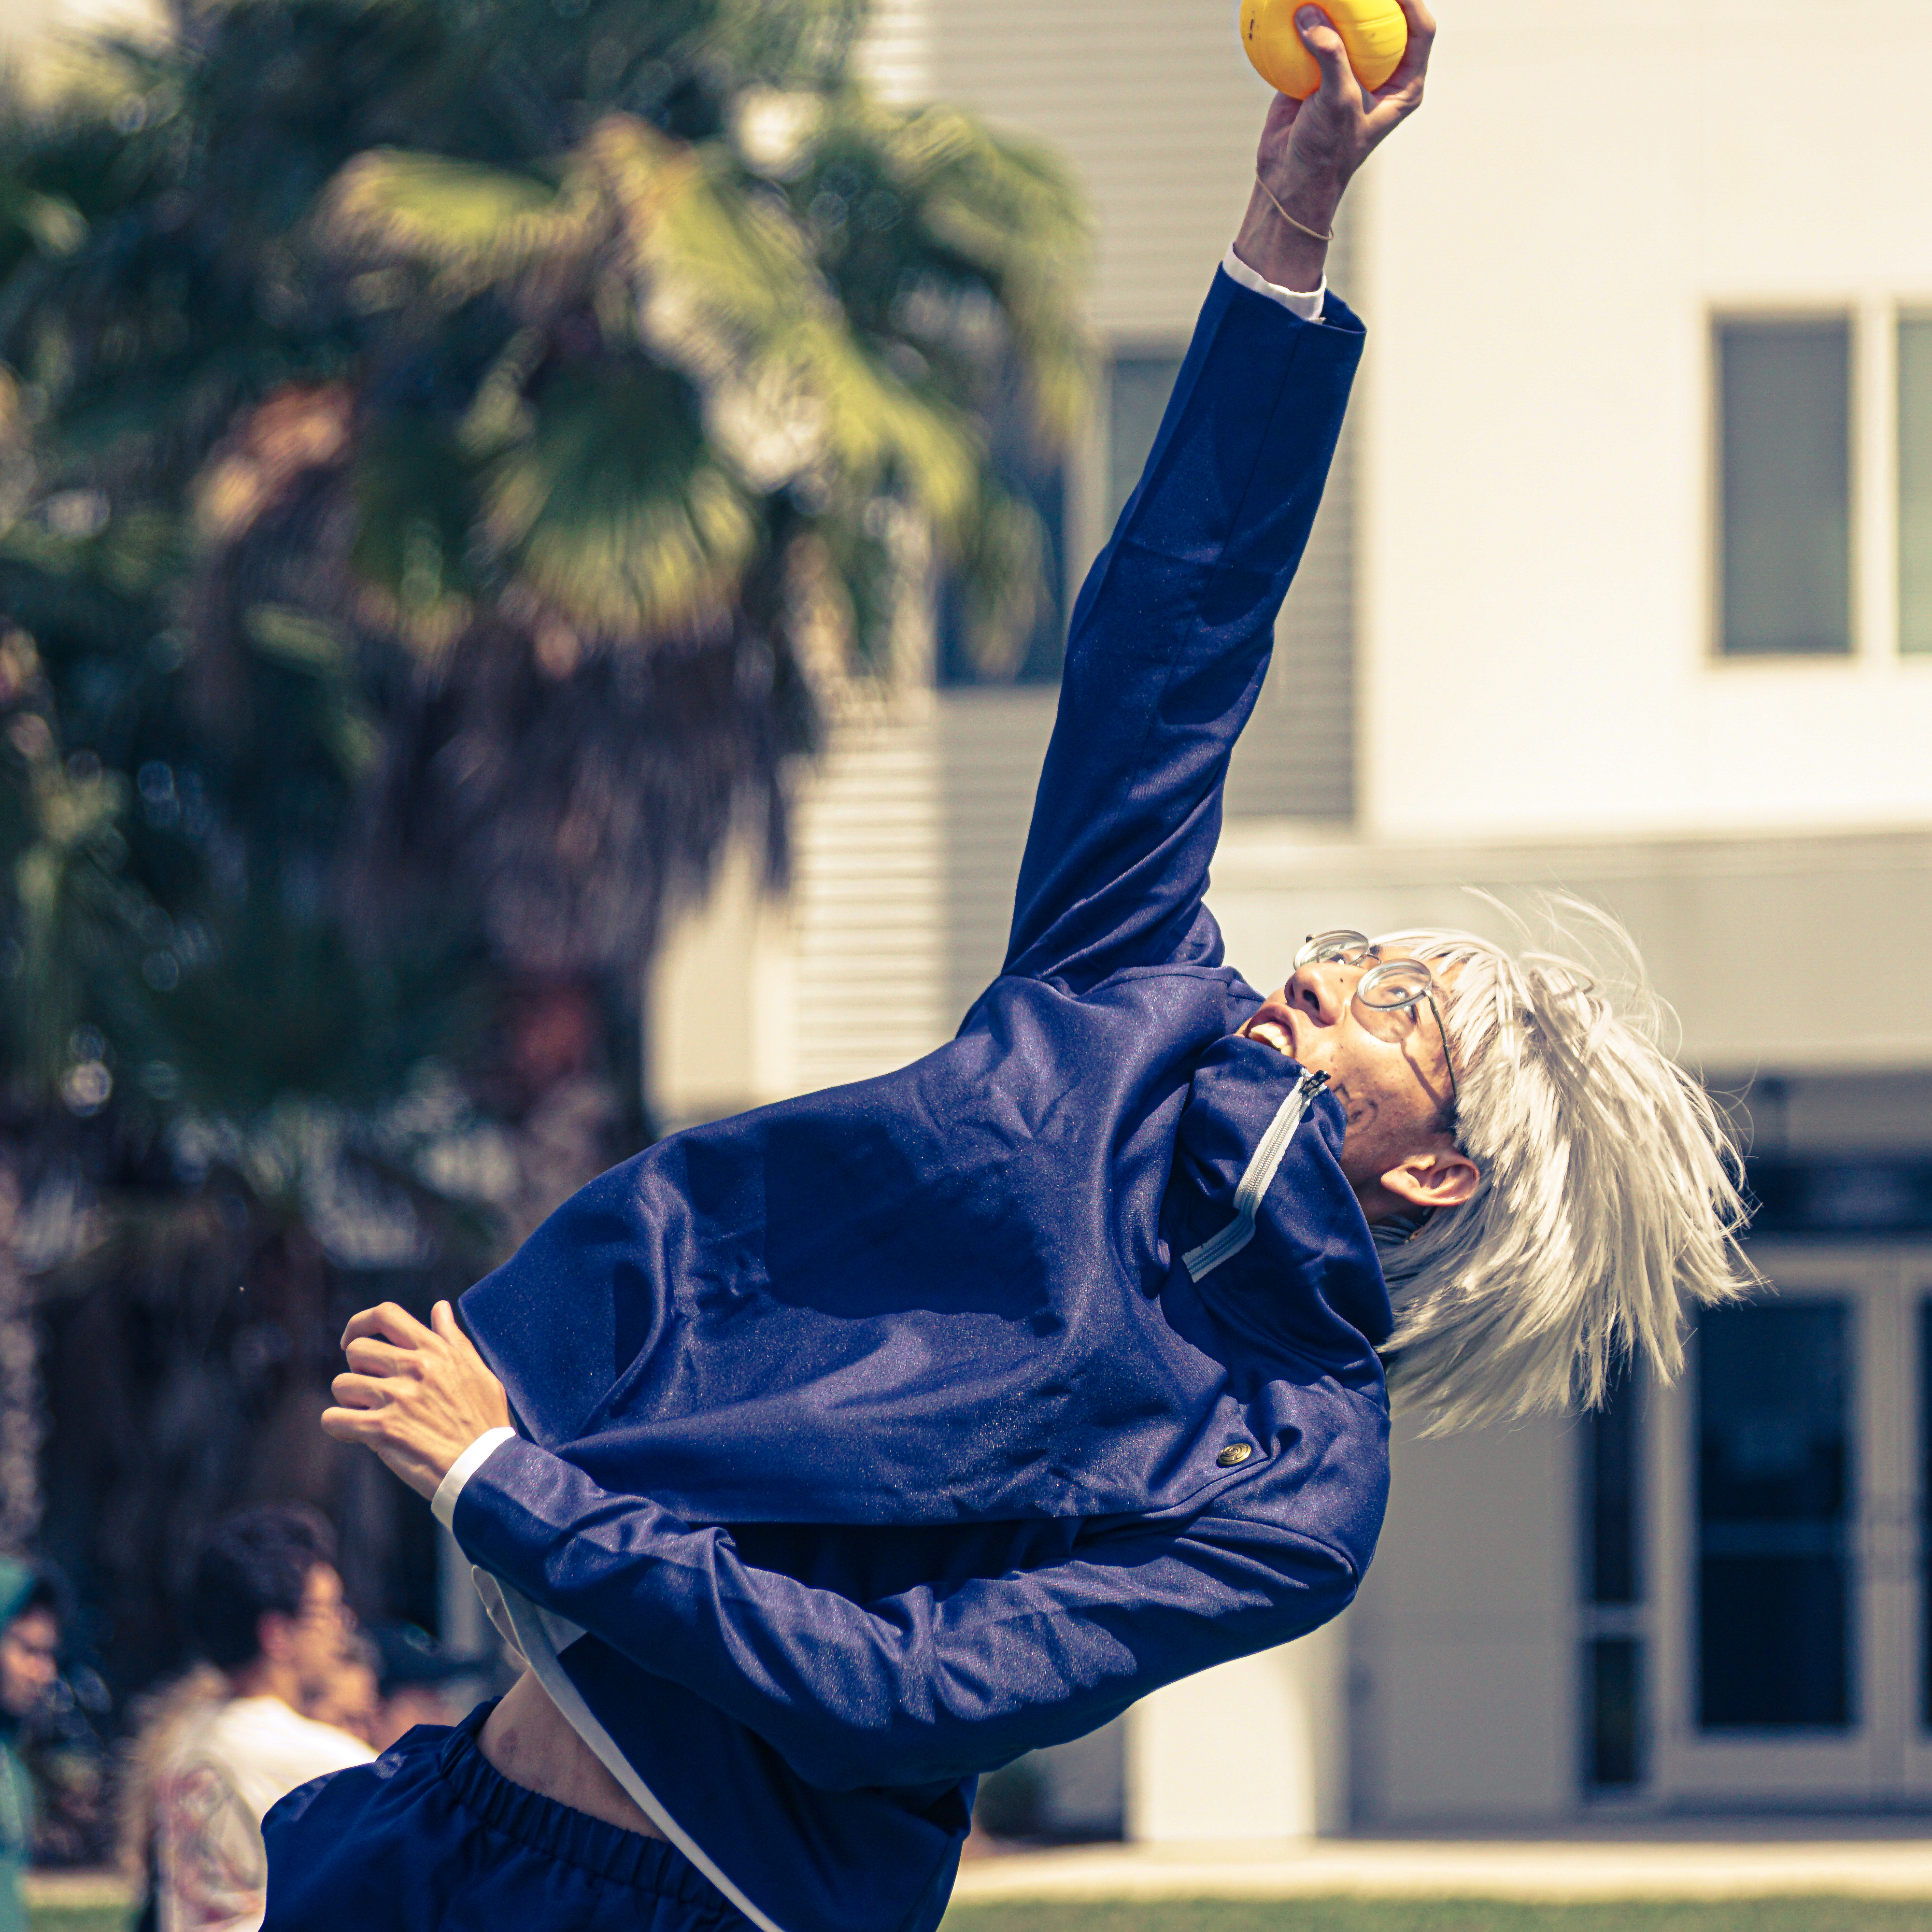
[[0, 1160, 43, 1556]]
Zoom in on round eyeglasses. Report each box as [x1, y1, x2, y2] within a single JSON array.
[[1293, 930, 1461, 1118]]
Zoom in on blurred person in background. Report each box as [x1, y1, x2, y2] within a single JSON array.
[[300, 1623, 484, 1753], [151, 1506, 371, 1932], [363, 1624, 484, 1754], [0, 1561, 63, 1932], [119, 1664, 226, 1932], [298, 1632, 381, 1750]]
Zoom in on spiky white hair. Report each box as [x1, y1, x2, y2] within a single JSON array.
[[1370, 898, 1752, 1434]]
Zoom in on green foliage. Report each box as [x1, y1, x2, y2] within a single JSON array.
[[0, 0, 1091, 1706], [27, 1894, 1932, 1932], [0, 0, 1091, 1139]]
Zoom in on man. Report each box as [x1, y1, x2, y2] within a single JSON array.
[[154, 1507, 372, 1932], [0, 1562, 63, 1932], [270, 9, 1747, 1931]]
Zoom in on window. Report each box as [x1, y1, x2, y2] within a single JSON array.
[[1921, 1298, 1932, 1730], [1900, 316, 1932, 654], [1716, 318, 1852, 656], [938, 382, 1068, 688], [1106, 354, 1185, 530]]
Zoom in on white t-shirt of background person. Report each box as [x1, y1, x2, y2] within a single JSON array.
[[156, 1693, 374, 1932]]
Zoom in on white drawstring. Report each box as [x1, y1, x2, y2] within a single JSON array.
[[1182, 1070, 1329, 1281]]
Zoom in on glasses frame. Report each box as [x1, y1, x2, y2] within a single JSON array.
[[1293, 930, 1462, 1121]]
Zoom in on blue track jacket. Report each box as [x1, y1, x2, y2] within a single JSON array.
[[446, 268, 1385, 1932]]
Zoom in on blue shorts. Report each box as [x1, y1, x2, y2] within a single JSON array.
[[262, 1700, 755, 1932]]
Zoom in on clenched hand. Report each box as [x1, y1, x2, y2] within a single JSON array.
[[321, 1300, 512, 1499]]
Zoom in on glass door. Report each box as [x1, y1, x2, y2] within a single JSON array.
[[1650, 1247, 1932, 1802], [1905, 1286, 1932, 1792], [1697, 1297, 1853, 1733]]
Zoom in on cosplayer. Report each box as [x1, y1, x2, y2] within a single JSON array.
[[266, 7, 1746, 1929]]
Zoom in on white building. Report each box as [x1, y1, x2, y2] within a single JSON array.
[[653, 0, 1932, 1835]]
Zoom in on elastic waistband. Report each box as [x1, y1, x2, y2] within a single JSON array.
[[437, 1699, 724, 1904]]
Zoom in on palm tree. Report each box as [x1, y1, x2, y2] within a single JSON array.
[[0, 0, 1089, 1715]]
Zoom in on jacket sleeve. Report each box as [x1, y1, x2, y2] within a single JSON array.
[[1002, 270, 1363, 992], [451, 1436, 1358, 1793]]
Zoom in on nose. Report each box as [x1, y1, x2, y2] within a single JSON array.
[[1285, 961, 1351, 1025]]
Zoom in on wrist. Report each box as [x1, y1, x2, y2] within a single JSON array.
[[1235, 176, 1335, 296], [431, 1424, 519, 1532], [1267, 163, 1344, 233]]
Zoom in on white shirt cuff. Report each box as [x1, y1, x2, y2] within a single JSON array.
[[430, 1425, 518, 1533], [1221, 245, 1326, 322]]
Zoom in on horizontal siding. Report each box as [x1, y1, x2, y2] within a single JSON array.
[[866, 0, 1277, 338], [853, 0, 931, 105], [790, 710, 949, 1090], [936, 687, 1060, 1023], [1226, 204, 1358, 824]]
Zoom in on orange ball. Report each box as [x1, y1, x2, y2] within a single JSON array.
[[1240, 0, 1407, 100]]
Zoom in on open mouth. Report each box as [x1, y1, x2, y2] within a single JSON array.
[[1245, 1017, 1293, 1055]]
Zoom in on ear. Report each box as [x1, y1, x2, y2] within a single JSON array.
[[1377, 1145, 1480, 1214]]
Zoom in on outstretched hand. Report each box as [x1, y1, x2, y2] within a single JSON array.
[[1238, 0, 1435, 289], [321, 1300, 512, 1500]]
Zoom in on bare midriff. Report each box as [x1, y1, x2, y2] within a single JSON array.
[[478, 1669, 668, 1840]]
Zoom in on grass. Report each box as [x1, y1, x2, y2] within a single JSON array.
[[942, 1905, 1932, 1932], [34, 1899, 1932, 1932]]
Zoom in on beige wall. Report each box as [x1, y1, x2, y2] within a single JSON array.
[[1358, 0, 1932, 842], [1350, 1414, 1576, 1823], [1211, 819, 1932, 1075]]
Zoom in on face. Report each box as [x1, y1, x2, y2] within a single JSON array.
[[305, 1650, 381, 1743], [0, 1607, 60, 1719], [1239, 946, 1477, 1222], [270, 1564, 353, 1705]]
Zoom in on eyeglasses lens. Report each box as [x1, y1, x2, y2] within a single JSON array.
[[1295, 929, 1374, 970], [1353, 958, 1432, 1043], [1358, 959, 1432, 1009]]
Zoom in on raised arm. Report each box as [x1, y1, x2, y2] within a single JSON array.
[[1003, 0, 1433, 991]]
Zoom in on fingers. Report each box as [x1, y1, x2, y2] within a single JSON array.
[[330, 1371, 394, 1411], [1372, 0, 1435, 104], [1295, 5, 1362, 106], [341, 1301, 436, 1352], [320, 1403, 388, 1442], [344, 1336, 414, 1377]]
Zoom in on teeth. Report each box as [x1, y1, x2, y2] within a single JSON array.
[[1249, 1021, 1291, 1053]]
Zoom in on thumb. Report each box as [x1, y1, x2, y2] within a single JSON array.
[[431, 1298, 465, 1345], [1296, 5, 1352, 91]]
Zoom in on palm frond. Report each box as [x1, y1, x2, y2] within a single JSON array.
[[320, 148, 602, 306], [882, 105, 1095, 449], [483, 365, 758, 639], [625, 130, 981, 529]]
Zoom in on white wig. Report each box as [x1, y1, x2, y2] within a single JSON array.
[[1371, 898, 1752, 1434]]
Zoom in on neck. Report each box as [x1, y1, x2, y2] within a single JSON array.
[[226, 1657, 302, 1711]]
